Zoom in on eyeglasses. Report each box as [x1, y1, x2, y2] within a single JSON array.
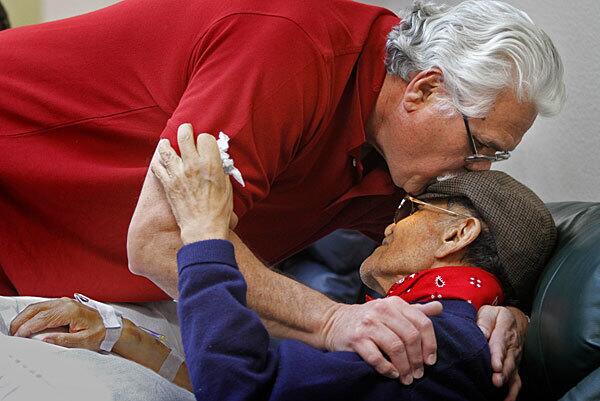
[[462, 115, 511, 163], [394, 195, 472, 223]]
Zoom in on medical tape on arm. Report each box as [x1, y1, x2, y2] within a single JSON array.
[[74, 293, 122, 353], [158, 348, 185, 382]]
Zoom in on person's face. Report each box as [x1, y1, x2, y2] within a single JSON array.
[[368, 70, 537, 195], [359, 200, 446, 294], [359, 199, 480, 295]]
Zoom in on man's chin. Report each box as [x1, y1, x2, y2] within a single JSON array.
[[359, 259, 376, 288]]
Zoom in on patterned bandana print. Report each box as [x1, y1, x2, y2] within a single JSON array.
[[367, 266, 504, 310]]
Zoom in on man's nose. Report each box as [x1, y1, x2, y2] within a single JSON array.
[[465, 160, 492, 171]]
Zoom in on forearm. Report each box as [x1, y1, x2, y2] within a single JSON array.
[[127, 163, 181, 298], [229, 231, 341, 349], [178, 240, 279, 400], [113, 318, 191, 391], [127, 223, 181, 298], [129, 156, 341, 348]]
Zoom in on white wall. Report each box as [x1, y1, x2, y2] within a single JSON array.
[[41, 0, 116, 22], [37, 0, 600, 202]]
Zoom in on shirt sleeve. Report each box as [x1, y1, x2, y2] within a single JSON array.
[[177, 240, 278, 401], [160, 14, 328, 219], [176, 241, 374, 401]]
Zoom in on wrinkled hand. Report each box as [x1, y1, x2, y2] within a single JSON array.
[[151, 123, 237, 244], [323, 297, 443, 385], [9, 298, 106, 350], [477, 305, 529, 401]]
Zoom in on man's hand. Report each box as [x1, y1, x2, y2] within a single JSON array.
[[322, 297, 442, 385], [477, 305, 529, 401], [9, 298, 106, 350], [151, 123, 237, 244]]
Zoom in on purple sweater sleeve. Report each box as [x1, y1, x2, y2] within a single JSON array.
[[177, 239, 278, 401], [176, 240, 506, 401]]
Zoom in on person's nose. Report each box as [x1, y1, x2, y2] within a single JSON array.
[[384, 223, 395, 237]]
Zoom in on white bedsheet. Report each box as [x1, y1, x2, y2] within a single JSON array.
[[0, 296, 195, 401]]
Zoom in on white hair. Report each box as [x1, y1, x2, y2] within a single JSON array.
[[385, 0, 566, 117]]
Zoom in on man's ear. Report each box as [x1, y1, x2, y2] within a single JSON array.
[[434, 217, 482, 259], [403, 68, 444, 112]]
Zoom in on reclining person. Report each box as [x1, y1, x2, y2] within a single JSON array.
[[8, 135, 556, 400]]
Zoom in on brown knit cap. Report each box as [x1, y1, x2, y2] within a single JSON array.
[[418, 170, 557, 309]]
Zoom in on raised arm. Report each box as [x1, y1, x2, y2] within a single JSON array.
[[145, 126, 443, 385]]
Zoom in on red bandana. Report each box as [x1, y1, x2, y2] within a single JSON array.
[[366, 266, 504, 310]]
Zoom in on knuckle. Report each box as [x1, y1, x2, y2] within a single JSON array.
[[416, 317, 433, 331], [377, 364, 396, 376], [388, 340, 407, 355], [348, 332, 365, 345], [403, 329, 420, 345], [183, 165, 198, 178], [359, 315, 377, 329], [372, 300, 388, 314], [66, 300, 80, 314], [21, 303, 38, 314], [159, 147, 170, 159], [365, 354, 385, 367]]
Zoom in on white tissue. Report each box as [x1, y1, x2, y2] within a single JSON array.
[[216, 132, 245, 187]]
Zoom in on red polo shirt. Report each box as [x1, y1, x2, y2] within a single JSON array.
[[0, 0, 403, 301]]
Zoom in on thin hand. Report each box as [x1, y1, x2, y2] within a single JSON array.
[[477, 305, 528, 401], [151, 123, 237, 244], [323, 297, 442, 385], [9, 298, 106, 350]]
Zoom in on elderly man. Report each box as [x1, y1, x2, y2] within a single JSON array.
[[6, 135, 556, 401], [0, 0, 564, 394]]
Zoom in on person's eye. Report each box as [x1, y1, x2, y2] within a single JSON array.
[[475, 138, 500, 153]]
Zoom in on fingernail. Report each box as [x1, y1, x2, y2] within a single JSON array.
[[426, 354, 436, 365], [390, 371, 399, 379], [413, 368, 424, 379], [402, 375, 413, 385]]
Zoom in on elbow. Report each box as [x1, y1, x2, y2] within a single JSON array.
[[126, 224, 151, 277]]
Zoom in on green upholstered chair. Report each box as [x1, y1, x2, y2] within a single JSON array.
[[520, 202, 600, 400]]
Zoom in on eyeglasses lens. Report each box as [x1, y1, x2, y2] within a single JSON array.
[[394, 198, 414, 223]]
